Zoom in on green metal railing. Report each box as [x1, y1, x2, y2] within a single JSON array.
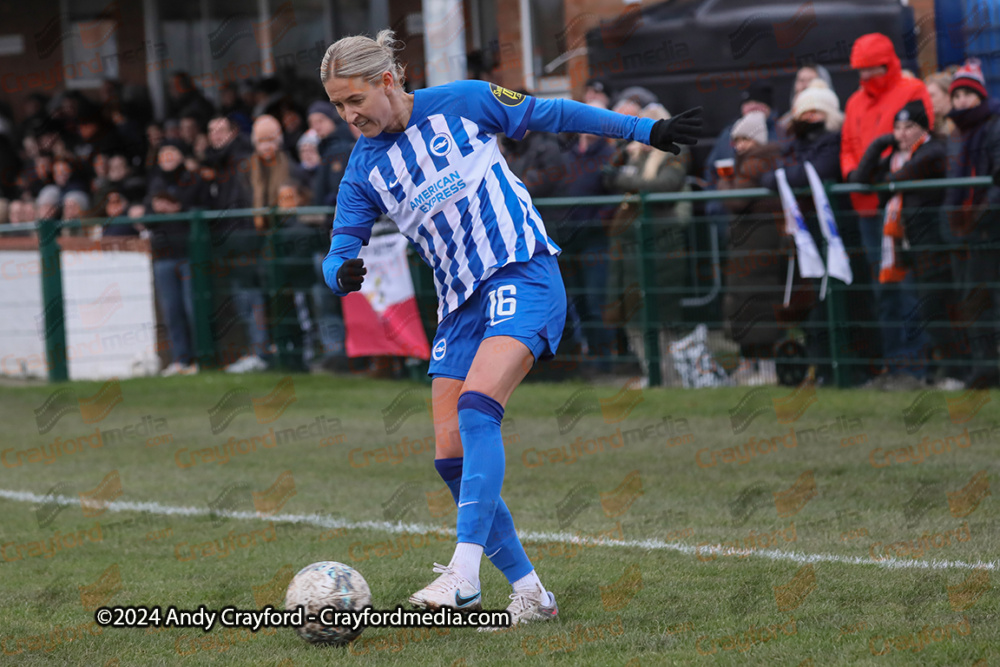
[[1, 175, 995, 386]]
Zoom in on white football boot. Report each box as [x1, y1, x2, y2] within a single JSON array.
[[408, 563, 482, 611], [480, 585, 558, 632]]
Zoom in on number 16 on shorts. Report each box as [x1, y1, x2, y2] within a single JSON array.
[[487, 285, 516, 326]]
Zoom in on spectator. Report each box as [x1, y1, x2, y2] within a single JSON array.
[[925, 71, 955, 137], [841, 32, 934, 383], [583, 79, 613, 108], [762, 80, 843, 384], [101, 187, 138, 237], [704, 82, 782, 246], [297, 130, 321, 176], [62, 190, 90, 222], [717, 111, 790, 385], [307, 100, 356, 371], [613, 86, 658, 114], [499, 94, 566, 200], [851, 101, 960, 389], [552, 111, 618, 372], [278, 101, 306, 161], [777, 64, 833, 136], [203, 115, 253, 215], [143, 139, 207, 376], [145, 122, 164, 171], [252, 78, 286, 118], [223, 115, 305, 374], [36, 184, 62, 221], [220, 82, 253, 134], [166, 72, 214, 124], [943, 60, 1000, 387], [763, 80, 843, 190], [603, 103, 691, 385], [308, 101, 356, 210], [17, 152, 54, 199]]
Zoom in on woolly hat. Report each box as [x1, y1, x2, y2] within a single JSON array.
[[792, 80, 844, 129], [895, 100, 930, 131], [297, 128, 321, 151], [62, 190, 91, 213], [307, 101, 339, 122], [731, 110, 768, 145], [950, 59, 988, 100], [36, 184, 62, 208]]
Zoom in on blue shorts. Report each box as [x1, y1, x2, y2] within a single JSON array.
[[428, 253, 566, 380]]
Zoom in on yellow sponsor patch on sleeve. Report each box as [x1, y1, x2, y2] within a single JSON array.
[[489, 83, 526, 107]]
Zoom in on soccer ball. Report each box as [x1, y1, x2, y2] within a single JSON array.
[[284, 561, 371, 646]]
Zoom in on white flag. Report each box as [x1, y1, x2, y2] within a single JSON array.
[[805, 162, 853, 285], [775, 168, 825, 279]]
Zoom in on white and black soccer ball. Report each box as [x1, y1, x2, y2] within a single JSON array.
[[284, 561, 371, 646]]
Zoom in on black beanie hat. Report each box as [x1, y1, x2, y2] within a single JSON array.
[[895, 100, 929, 131]]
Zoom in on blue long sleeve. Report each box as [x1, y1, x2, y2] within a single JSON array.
[[322, 232, 364, 296], [525, 98, 656, 143]]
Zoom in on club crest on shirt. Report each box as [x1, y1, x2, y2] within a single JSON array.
[[489, 83, 526, 107], [429, 132, 453, 157]]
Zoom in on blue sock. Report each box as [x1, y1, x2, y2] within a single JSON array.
[[435, 457, 534, 584], [455, 391, 507, 547]]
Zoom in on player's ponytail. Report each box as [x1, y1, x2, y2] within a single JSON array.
[[319, 30, 406, 88]]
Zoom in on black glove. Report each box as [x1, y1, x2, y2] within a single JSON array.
[[648, 107, 703, 155], [336, 258, 366, 293], [871, 133, 898, 151]]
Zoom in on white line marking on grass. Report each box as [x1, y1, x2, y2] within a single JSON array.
[[2, 488, 996, 572]]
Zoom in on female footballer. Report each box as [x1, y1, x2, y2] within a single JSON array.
[[320, 30, 701, 626]]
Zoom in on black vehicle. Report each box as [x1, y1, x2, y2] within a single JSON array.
[[586, 0, 918, 172]]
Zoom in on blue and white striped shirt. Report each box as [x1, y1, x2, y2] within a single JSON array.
[[324, 80, 656, 322]]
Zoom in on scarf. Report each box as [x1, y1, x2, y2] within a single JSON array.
[[880, 133, 928, 283]]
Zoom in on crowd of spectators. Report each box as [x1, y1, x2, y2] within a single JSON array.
[[1, 34, 999, 388], [0, 74, 358, 376]]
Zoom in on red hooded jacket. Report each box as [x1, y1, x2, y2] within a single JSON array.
[[841, 33, 934, 213]]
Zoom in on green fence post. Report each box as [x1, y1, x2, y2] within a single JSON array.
[[637, 193, 662, 387], [265, 209, 296, 371], [38, 217, 68, 382], [822, 183, 852, 389], [188, 210, 215, 368]]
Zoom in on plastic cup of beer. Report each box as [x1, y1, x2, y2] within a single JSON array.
[[715, 158, 735, 178]]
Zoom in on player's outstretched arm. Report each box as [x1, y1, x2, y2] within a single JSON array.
[[525, 95, 703, 154]]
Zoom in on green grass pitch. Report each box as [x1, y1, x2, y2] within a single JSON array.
[[0, 373, 996, 665]]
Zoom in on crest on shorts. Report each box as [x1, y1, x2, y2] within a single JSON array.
[[489, 84, 526, 107]]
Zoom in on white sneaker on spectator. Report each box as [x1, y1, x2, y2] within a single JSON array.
[[225, 355, 269, 374], [161, 362, 198, 377]]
